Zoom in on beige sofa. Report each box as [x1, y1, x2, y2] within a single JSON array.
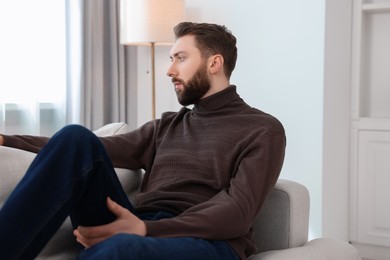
[[0, 123, 361, 259]]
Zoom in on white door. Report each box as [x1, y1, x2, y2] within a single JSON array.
[[324, 0, 390, 259]]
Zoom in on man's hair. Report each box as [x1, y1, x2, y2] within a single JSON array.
[[173, 22, 237, 79]]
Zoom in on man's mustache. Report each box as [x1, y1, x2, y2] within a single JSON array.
[[172, 78, 185, 84]]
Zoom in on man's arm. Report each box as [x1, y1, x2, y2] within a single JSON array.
[[0, 120, 157, 168], [98, 120, 157, 171], [0, 134, 49, 153]]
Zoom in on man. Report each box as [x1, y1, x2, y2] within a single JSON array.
[[0, 22, 286, 259]]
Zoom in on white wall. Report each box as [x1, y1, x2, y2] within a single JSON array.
[[137, 0, 326, 238]]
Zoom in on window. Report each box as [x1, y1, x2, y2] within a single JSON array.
[[0, 0, 66, 135]]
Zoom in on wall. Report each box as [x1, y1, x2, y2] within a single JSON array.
[[137, 0, 326, 238]]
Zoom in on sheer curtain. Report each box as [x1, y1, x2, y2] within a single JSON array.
[[0, 0, 137, 136], [0, 0, 66, 136], [67, 0, 138, 131]]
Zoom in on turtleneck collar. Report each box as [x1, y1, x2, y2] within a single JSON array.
[[192, 85, 240, 113]]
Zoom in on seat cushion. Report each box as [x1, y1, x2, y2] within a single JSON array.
[[250, 238, 361, 260]]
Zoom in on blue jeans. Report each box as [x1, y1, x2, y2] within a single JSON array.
[[0, 125, 239, 260]]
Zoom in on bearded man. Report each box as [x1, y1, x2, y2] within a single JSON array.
[[0, 22, 286, 260]]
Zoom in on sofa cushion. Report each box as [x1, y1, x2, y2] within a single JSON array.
[[251, 238, 361, 260], [92, 122, 130, 136]]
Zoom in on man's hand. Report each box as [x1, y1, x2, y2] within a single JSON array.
[[73, 197, 146, 248]]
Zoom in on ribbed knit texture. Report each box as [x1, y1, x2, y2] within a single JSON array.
[[3, 86, 286, 259]]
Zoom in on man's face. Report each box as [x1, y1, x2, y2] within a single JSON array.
[[167, 35, 211, 106]]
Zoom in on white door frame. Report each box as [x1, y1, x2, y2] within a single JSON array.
[[322, 0, 353, 241]]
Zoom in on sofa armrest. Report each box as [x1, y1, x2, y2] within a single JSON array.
[[251, 179, 310, 253], [0, 146, 36, 207]]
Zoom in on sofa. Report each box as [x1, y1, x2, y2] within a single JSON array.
[[0, 123, 361, 259]]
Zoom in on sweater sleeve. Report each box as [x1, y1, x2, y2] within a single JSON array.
[[98, 120, 157, 171], [1, 120, 158, 171], [144, 131, 286, 240], [1, 135, 49, 153]]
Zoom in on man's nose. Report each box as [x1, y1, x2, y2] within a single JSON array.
[[166, 63, 177, 77]]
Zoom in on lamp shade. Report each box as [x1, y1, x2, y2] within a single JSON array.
[[120, 0, 185, 45]]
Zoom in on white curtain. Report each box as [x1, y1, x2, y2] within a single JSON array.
[[0, 0, 138, 136], [0, 0, 66, 136], [67, 0, 138, 131]]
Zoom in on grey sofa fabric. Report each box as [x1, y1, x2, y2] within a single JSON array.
[[253, 238, 361, 260], [252, 179, 310, 254], [0, 123, 361, 259], [0, 146, 36, 208]]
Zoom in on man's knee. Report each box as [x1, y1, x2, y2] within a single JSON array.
[[57, 125, 94, 141], [52, 125, 100, 150]]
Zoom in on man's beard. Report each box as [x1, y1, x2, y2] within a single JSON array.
[[174, 63, 211, 106]]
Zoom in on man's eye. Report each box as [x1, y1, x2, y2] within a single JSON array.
[[178, 56, 185, 62]]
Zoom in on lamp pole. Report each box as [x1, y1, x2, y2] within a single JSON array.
[[120, 0, 185, 120], [150, 42, 156, 119]]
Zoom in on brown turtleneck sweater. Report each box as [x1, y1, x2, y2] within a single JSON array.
[[2, 86, 286, 259]]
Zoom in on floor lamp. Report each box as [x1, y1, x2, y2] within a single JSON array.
[[120, 0, 185, 119]]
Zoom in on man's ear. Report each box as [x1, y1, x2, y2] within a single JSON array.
[[208, 54, 224, 74]]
